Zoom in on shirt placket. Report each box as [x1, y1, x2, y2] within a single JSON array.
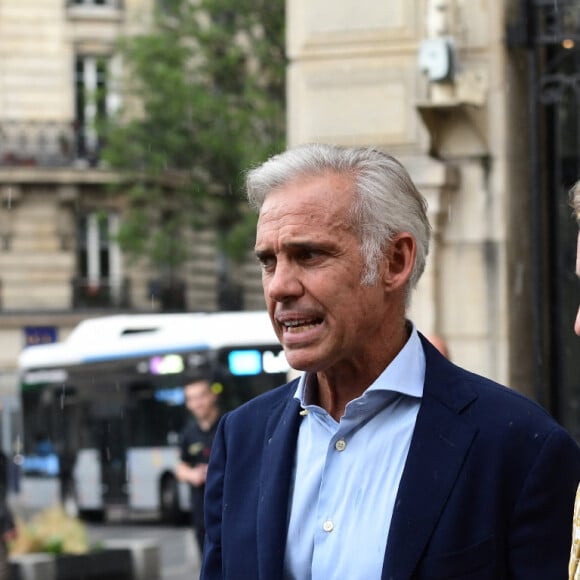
[[311, 415, 354, 579]]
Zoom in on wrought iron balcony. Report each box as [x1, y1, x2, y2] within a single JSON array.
[[72, 277, 130, 309], [0, 121, 103, 168]]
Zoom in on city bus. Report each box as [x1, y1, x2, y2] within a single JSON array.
[[17, 310, 291, 522]]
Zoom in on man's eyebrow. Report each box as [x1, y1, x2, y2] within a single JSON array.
[[256, 241, 329, 257], [287, 240, 337, 254], [254, 248, 272, 260]]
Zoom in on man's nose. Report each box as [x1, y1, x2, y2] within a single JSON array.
[[266, 261, 303, 302]]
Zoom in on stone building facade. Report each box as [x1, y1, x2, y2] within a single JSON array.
[[1, 0, 579, 442]]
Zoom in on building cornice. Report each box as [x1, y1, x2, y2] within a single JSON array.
[[0, 168, 120, 186]]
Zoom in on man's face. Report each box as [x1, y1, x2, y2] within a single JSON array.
[[575, 231, 580, 336], [254, 172, 392, 374], [184, 381, 216, 420]]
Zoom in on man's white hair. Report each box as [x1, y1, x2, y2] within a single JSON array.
[[246, 143, 431, 295]]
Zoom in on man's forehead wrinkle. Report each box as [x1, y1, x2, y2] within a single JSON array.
[[262, 197, 336, 217], [257, 212, 353, 249], [258, 200, 350, 225]]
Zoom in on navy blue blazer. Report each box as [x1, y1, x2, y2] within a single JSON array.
[[202, 337, 580, 579]]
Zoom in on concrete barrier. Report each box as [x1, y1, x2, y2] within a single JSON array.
[[9, 553, 56, 580], [103, 539, 161, 580], [8, 539, 160, 580]]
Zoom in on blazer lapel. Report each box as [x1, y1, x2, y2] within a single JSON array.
[[256, 391, 302, 580], [382, 349, 479, 580]]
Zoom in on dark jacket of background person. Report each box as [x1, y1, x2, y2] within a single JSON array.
[[179, 416, 219, 551]]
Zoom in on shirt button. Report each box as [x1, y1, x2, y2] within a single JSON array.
[[323, 520, 334, 532], [335, 439, 346, 452]]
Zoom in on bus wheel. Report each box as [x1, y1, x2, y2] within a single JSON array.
[[160, 475, 180, 523]]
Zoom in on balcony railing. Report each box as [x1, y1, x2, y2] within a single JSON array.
[[72, 277, 130, 309], [0, 121, 102, 168]]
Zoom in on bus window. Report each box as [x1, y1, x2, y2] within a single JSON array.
[[127, 383, 188, 447], [215, 346, 290, 412]]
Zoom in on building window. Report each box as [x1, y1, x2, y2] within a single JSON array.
[[75, 56, 107, 163], [75, 212, 125, 307], [75, 55, 120, 164], [79, 212, 120, 283]]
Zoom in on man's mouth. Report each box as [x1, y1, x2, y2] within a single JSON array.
[[280, 317, 322, 333]]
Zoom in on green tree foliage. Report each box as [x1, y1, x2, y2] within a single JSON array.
[[102, 0, 285, 273]]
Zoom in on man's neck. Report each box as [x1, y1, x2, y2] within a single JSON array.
[[316, 320, 411, 421]]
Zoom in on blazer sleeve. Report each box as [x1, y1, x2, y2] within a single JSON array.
[[200, 413, 227, 580], [508, 426, 580, 579]]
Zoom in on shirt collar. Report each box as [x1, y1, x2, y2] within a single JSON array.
[[293, 321, 425, 406]]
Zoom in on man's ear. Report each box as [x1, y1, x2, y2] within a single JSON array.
[[382, 233, 416, 291]]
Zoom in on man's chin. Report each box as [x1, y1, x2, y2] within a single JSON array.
[[284, 350, 323, 374]]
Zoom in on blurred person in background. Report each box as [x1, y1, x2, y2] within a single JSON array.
[[426, 334, 450, 359], [176, 378, 221, 555], [568, 180, 580, 580], [202, 143, 580, 579], [572, 180, 580, 340]]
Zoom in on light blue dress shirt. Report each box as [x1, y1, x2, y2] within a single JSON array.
[[283, 325, 425, 580]]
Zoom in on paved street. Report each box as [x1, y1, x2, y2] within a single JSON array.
[[86, 519, 202, 580]]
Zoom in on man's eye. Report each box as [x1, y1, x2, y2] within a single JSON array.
[[298, 249, 321, 261], [258, 256, 275, 270]]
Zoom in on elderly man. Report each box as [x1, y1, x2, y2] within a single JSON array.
[[202, 144, 580, 579]]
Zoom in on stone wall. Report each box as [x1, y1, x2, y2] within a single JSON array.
[[286, 0, 526, 390]]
